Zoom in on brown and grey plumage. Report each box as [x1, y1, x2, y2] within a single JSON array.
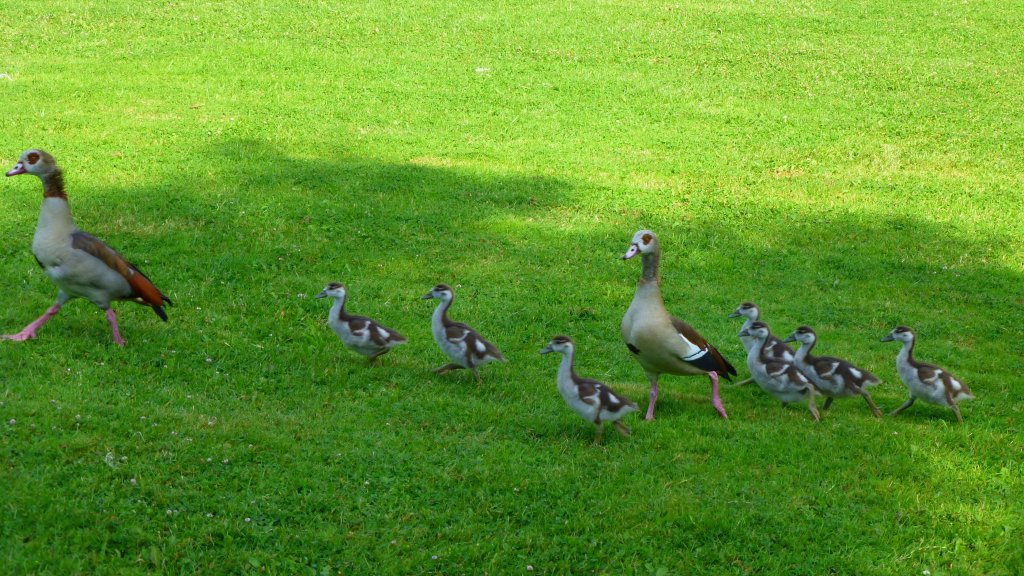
[[540, 335, 638, 444], [421, 283, 505, 383], [620, 230, 736, 420], [881, 326, 974, 423], [740, 321, 820, 421], [728, 301, 795, 386], [784, 325, 882, 417], [4, 149, 172, 346], [316, 282, 406, 362]]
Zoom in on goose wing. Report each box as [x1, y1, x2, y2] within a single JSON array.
[[71, 231, 172, 318], [670, 316, 736, 378]]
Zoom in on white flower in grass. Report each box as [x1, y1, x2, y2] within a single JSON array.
[[245, 517, 252, 523], [104, 452, 116, 467], [7, 419, 14, 426], [129, 478, 137, 486]]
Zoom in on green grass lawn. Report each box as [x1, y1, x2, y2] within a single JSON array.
[[2, 1, 1023, 574]]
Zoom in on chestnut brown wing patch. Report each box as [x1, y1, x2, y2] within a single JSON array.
[[71, 231, 172, 312], [670, 316, 737, 379]]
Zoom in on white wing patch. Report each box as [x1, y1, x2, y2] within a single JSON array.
[[377, 327, 390, 339], [848, 367, 862, 379], [474, 340, 486, 354], [677, 333, 705, 361]]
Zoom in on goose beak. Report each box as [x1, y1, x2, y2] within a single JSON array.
[[880, 334, 894, 342], [622, 243, 639, 259], [539, 344, 553, 355], [727, 310, 741, 318], [314, 290, 328, 299], [420, 292, 434, 300], [782, 334, 796, 343], [738, 329, 750, 338], [6, 162, 26, 177]]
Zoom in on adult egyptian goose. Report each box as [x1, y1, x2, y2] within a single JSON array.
[[540, 335, 639, 444], [621, 230, 736, 420], [881, 326, 974, 423], [421, 283, 506, 383], [784, 325, 882, 418], [3, 149, 172, 346], [728, 301, 794, 385], [739, 322, 820, 421], [316, 282, 407, 362]]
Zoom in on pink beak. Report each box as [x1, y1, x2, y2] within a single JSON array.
[[622, 243, 639, 259], [6, 162, 26, 177]]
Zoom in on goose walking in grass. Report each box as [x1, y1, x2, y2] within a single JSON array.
[[3, 149, 172, 346], [784, 325, 882, 418], [881, 326, 974, 423], [316, 282, 406, 363], [621, 230, 736, 420], [541, 335, 638, 444], [421, 283, 505, 384], [740, 321, 820, 421], [728, 301, 794, 386]]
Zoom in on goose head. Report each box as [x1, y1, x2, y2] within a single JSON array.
[[315, 282, 347, 300], [540, 335, 574, 355], [881, 326, 915, 343], [6, 149, 57, 178], [622, 229, 659, 260], [728, 301, 760, 320], [421, 283, 454, 301], [738, 321, 771, 342], [784, 325, 817, 345]]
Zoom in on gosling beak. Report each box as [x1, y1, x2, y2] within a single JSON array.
[[622, 243, 640, 260]]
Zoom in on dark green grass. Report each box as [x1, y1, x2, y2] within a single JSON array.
[[2, 1, 1023, 574]]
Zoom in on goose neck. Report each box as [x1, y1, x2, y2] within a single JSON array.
[[640, 250, 660, 283], [41, 170, 67, 199]]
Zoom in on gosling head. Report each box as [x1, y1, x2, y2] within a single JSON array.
[[738, 320, 771, 341], [421, 283, 454, 301], [540, 335, 575, 355], [881, 326, 915, 344], [315, 282, 347, 300], [784, 325, 817, 345], [728, 301, 760, 320]]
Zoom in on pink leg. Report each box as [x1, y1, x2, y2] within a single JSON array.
[[645, 374, 659, 421], [709, 371, 728, 419], [105, 309, 126, 347], [2, 302, 63, 341]]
